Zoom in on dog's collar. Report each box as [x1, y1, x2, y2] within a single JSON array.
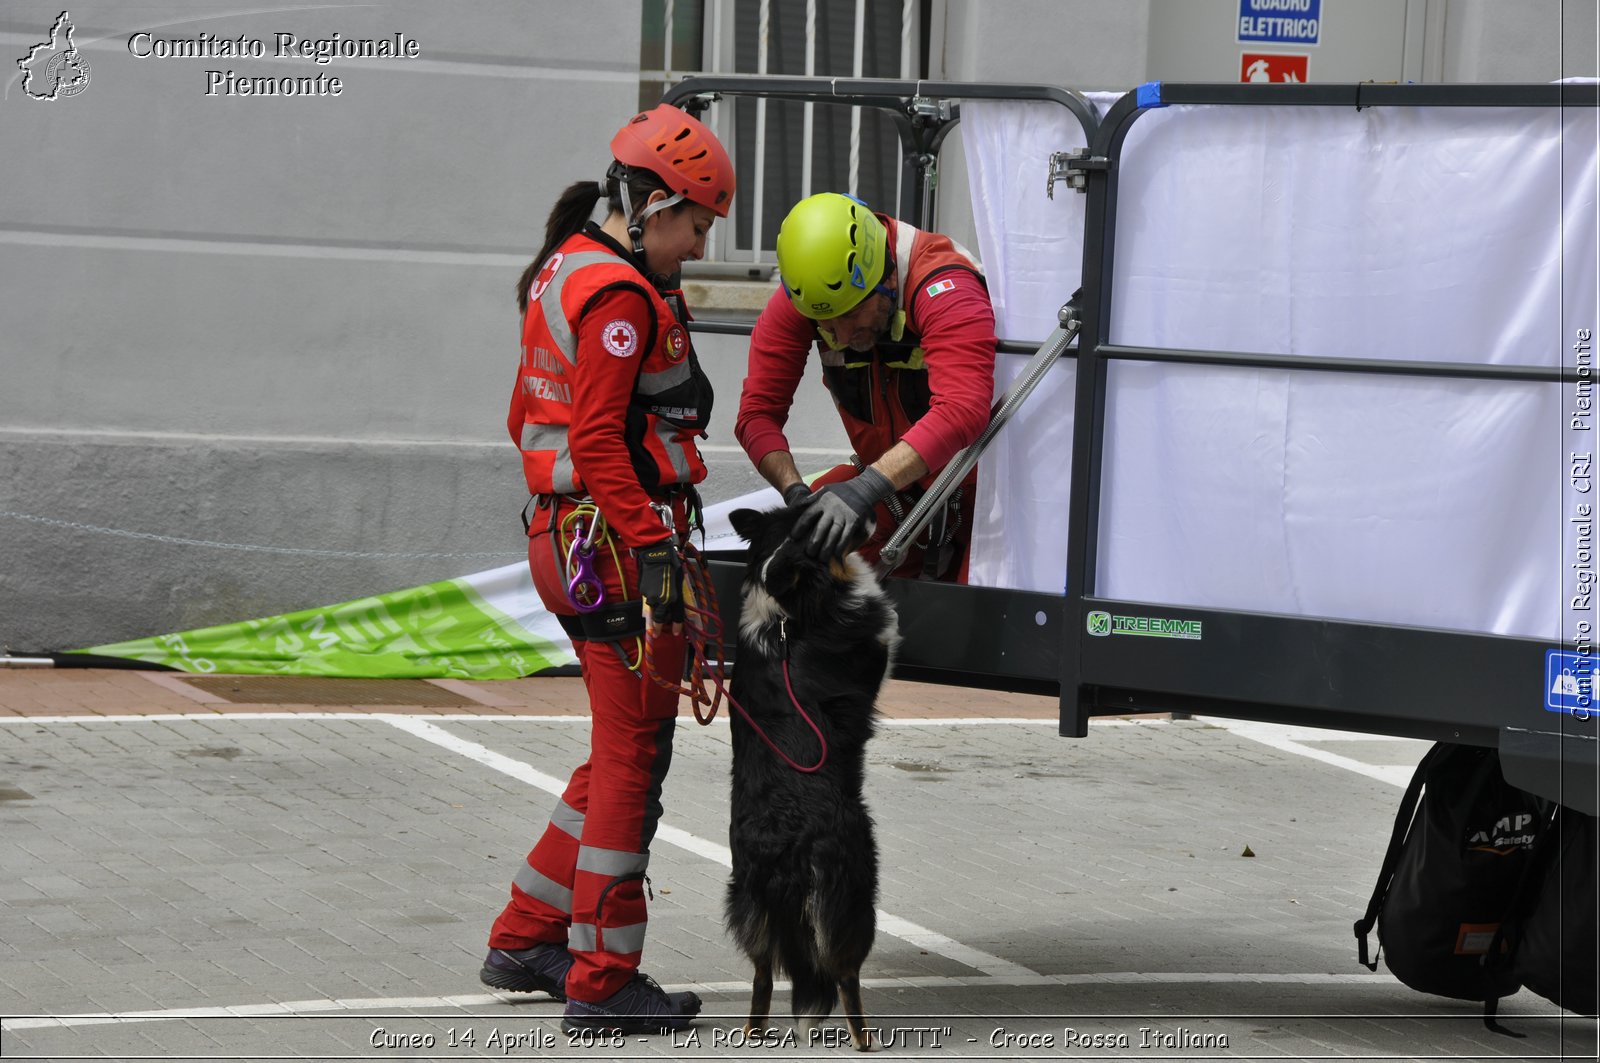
[[758, 554, 794, 659]]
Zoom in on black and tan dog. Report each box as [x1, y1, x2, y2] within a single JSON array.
[[724, 505, 898, 1052]]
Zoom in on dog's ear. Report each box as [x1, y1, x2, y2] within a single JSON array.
[[761, 538, 803, 597], [728, 508, 762, 544]]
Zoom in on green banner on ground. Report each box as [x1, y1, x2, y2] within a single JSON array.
[[75, 486, 774, 679], [81, 563, 578, 679]]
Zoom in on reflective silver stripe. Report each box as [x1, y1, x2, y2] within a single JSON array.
[[652, 419, 693, 481], [512, 863, 574, 914], [566, 921, 649, 957], [576, 845, 650, 878], [945, 232, 984, 274], [537, 251, 619, 360], [550, 799, 584, 839], [524, 248, 635, 495], [893, 222, 917, 297], [519, 422, 578, 494], [599, 921, 647, 955], [635, 358, 692, 396]]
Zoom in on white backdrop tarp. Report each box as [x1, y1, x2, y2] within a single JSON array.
[[963, 90, 1597, 642], [961, 96, 1099, 594]]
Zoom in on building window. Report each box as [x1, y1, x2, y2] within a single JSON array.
[[641, 0, 925, 268]]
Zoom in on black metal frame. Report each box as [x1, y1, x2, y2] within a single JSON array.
[[666, 76, 1598, 812], [668, 75, 1097, 693], [662, 75, 1098, 232], [1063, 82, 1599, 812]]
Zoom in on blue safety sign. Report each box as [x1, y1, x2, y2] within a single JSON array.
[[1545, 649, 1596, 716], [1237, 0, 1321, 46]]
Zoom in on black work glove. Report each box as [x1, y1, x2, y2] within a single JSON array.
[[782, 482, 813, 507], [634, 539, 684, 628], [790, 467, 893, 560]]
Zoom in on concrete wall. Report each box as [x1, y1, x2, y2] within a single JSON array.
[[1147, 0, 1411, 82], [1441, 0, 1598, 81], [1144, 0, 1597, 82], [931, 0, 1152, 87], [2, 0, 1593, 652], [0, 1, 639, 651], [924, 0, 1152, 286]]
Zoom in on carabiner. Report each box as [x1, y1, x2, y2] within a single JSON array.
[[565, 515, 606, 613]]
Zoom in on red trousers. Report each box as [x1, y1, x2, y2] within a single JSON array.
[[812, 463, 975, 582], [488, 496, 687, 1002]]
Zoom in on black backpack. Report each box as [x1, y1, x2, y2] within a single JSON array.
[[1506, 806, 1600, 1017], [1355, 743, 1549, 1013]]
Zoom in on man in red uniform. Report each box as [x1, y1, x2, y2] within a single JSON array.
[[734, 192, 997, 580]]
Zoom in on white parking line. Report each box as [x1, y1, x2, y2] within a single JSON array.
[[2, 971, 1389, 1031], [0, 714, 1096, 727], [379, 716, 1039, 981], [1198, 717, 1426, 788], [0, 711, 1429, 1039]]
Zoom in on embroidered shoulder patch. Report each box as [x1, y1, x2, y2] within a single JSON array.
[[664, 323, 689, 364], [925, 278, 957, 298], [601, 319, 640, 358], [529, 252, 564, 301]]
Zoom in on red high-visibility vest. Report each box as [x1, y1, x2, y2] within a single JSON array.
[[508, 229, 710, 506]]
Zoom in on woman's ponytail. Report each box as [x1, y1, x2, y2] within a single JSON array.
[[517, 180, 604, 312], [515, 167, 677, 312]]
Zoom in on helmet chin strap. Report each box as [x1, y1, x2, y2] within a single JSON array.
[[627, 189, 686, 252], [608, 162, 686, 261]]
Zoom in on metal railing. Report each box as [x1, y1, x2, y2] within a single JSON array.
[[1060, 80, 1599, 813]]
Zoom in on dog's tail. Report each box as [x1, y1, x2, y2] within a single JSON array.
[[787, 848, 878, 1025], [779, 918, 838, 1027], [727, 866, 839, 1023]]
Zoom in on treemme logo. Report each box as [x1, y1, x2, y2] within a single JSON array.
[[1086, 610, 1203, 640]]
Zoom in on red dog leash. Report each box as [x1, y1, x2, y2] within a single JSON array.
[[644, 553, 828, 773], [752, 617, 828, 774], [642, 543, 727, 725]]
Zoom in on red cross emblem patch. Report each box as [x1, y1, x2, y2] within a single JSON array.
[[602, 318, 640, 358], [529, 252, 564, 301], [664, 324, 689, 364]]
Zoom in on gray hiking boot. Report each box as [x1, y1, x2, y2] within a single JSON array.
[[479, 943, 572, 1000], [561, 972, 701, 1034]]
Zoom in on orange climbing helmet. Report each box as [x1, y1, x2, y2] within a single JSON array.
[[610, 103, 735, 218]]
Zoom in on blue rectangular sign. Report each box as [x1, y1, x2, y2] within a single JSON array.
[[1237, 0, 1322, 46], [1545, 649, 1596, 716]]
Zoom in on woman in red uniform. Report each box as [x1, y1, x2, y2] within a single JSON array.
[[480, 103, 734, 1036]]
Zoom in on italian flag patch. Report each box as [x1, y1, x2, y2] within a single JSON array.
[[925, 278, 957, 298]]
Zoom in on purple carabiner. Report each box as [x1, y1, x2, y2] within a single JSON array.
[[565, 517, 606, 613]]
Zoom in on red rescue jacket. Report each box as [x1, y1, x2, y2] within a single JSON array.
[[735, 216, 995, 485], [508, 225, 711, 548]]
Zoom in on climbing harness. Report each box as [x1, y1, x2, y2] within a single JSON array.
[[546, 493, 828, 773], [547, 498, 643, 670]]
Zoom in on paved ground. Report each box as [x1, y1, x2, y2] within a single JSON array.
[[0, 668, 1594, 1062]]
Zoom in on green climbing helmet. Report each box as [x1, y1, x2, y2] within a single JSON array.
[[774, 192, 889, 320]]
